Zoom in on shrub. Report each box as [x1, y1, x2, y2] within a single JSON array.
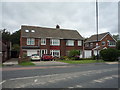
[[100, 48, 119, 61], [68, 50, 80, 60], [22, 53, 27, 58]]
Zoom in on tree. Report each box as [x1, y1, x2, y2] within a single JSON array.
[[113, 34, 119, 41], [10, 30, 20, 45], [2, 29, 11, 42], [116, 40, 120, 50]]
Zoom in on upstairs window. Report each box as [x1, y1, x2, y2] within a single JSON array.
[[78, 40, 82, 46], [108, 40, 116, 46], [102, 41, 105, 46], [41, 38, 46, 45], [66, 40, 74, 46], [27, 38, 35, 45], [50, 39, 60, 46]]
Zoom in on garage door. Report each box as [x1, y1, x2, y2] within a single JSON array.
[[27, 50, 38, 56], [84, 50, 92, 58]]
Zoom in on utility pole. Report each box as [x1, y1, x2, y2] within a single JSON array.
[[96, 0, 99, 60]]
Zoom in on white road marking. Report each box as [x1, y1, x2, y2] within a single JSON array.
[[34, 79, 38, 83], [93, 80, 103, 83], [0, 80, 6, 85], [68, 87, 74, 88], [76, 85, 82, 88]]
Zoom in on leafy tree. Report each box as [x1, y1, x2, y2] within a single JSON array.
[[2, 29, 11, 41], [113, 34, 119, 41], [10, 30, 20, 45], [116, 40, 120, 50], [11, 44, 20, 51]]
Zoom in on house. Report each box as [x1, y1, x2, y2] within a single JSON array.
[[20, 25, 84, 58], [0, 41, 11, 63], [84, 32, 117, 58]]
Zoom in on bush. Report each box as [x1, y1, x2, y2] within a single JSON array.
[[100, 48, 119, 61], [68, 50, 80, 60]]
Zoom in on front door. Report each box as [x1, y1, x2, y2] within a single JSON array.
[[40, 49, 47, 57]]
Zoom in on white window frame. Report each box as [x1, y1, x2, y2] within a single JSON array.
[[27, 38, 35, 45], [102, 41, 105, 46], [50, 39, 60, 46], [78, 40, 82, 46], [50, 50, 60, 57], [108, 40, 116, 46], [41, 38, 46, 45], [66, 40, 74, 46]]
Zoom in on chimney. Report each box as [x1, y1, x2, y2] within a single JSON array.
[[56, 25, 60, 29]]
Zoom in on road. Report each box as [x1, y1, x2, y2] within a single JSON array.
[[2, 63, 118, 88]]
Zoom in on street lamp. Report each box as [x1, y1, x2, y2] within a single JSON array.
[[96, 0, 99, 60]]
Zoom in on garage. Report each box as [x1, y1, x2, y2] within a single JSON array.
[[84, 50, 92, 58], [27, 50, 38, 56]]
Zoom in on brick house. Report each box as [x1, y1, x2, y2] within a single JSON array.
[[20, 25, 84, 58], [84, 32, 117, 58]]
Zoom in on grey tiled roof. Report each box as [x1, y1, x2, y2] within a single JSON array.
[[21, 25, 83, 40], [85, 32, 109, 43]]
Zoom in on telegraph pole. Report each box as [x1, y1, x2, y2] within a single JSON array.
[[96, 0, 99, 60]]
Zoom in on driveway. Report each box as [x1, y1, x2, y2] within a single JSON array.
[[3, 58, 18, 66], [32, 61, 68, 66]]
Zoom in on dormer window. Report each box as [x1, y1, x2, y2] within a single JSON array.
[[25, 30, 29, 32], [31, 30, 35, 32]]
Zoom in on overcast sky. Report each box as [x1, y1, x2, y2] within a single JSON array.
[[1, 1, 118, 38]]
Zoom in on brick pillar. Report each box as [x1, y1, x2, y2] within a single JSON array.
[[46, 39, 50, 54], [74, 40, 78, 50], [60, 39, 66, 56]]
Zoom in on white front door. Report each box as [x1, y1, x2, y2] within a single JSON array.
[[40, 49, 47, 57]]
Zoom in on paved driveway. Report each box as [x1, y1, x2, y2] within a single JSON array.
[[32, 61, 68, 66]]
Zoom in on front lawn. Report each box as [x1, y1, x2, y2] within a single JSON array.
[[57, 60, 105, 64], [19, 61, 35, 66]]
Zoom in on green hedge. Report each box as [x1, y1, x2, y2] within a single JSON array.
[[100, 48, 119, 61]]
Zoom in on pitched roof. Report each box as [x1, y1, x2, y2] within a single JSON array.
[[85, 32, 110, 43], [21, 25, 83, 40]]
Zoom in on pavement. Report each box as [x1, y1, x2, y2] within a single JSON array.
[[3, 58, 18, 66], [32, 61, 68, 66]]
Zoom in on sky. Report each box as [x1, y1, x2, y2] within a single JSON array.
[[1, 0, 119, 38]]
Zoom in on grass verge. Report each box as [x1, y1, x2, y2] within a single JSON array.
[[19, 61, 35, 66], [57, 60, 105, 64]]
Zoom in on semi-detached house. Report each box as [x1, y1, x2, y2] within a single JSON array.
[[20, 25, 84, 58]]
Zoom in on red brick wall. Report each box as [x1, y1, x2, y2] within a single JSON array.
[[21, 37, 83, 56]]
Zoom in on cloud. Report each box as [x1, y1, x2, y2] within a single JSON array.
[[1, 1, 118, 37]]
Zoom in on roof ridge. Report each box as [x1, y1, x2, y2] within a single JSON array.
[[21, 25, 77, 31]]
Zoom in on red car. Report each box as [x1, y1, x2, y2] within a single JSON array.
[[41, 54, 53, 61]]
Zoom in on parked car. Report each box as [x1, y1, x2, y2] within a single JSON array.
[[31, 54, 41, 61], [41, 54, 53, 61]]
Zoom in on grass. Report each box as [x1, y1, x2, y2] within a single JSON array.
[[57, 60, 105, 64], [19, 61, 35, 66]]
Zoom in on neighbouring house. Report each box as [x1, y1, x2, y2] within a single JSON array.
[[20, 25, 84, 59], [0, 41, 11, 63], [84, 32, 117, 58]]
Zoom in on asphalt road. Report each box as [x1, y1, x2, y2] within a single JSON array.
[[2, 63, 118, 88]]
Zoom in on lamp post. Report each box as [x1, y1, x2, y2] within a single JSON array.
[[96, 0, 99, 60]]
